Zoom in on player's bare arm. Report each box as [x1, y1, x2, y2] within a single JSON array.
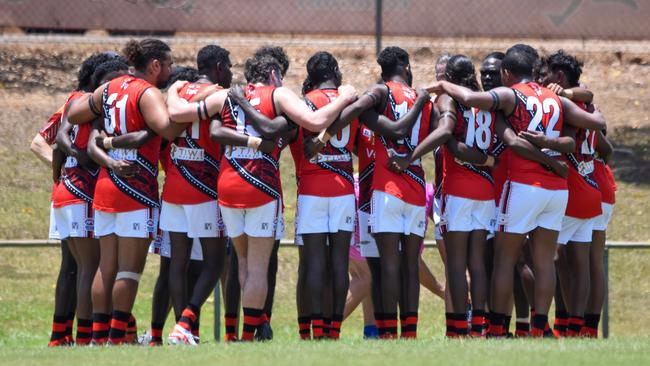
[[429, 81, 517, 115], [67, 83, 108, 125], [361, 87, 430, 139], [519, 125, 576, 154], [228, 84, 291, 139], [86, 119, 137, 178], [495, 111, 568, 178], [561, 96, 606, 130], [166, 80, 228, 123], [30, 133, 53, 166], [273, 84, 357, 132], [209, 118, 275, 154], [595, 129, 614, 162]]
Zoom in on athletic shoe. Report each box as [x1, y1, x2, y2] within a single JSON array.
[[138, 331, 152, 346], [193, 335, 200, 344], [167, 324, 197, 346], [255, 321, 273, 341], [47, 338, 69, 347]]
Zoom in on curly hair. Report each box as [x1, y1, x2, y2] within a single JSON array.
[[302, 51, 340, 95], [123, 38, 171, 71], [502, 44, 539, 77], [76, 52, 121, 92], [168, 66, 200, 85], [197, 45, 230, 74], [254, 46, 290, 76], [91, 58, 129, 88], [377, 46, 410, 79], [446, 54, 481, 92], [244, 55, 282, 84], [546, 49, 583, 87]]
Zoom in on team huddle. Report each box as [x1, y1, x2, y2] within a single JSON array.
[[32, 37, 616, 346]]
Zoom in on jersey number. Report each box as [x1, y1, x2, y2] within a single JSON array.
[[105, 93, 129, 135], [330, 125, 351, 148], [462, 109, 492, 150], [394, 101, 422, 146], [526, 96, 560, 138]]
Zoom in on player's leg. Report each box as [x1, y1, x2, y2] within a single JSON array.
[[48, 239, 78, 346], [149, 255, 171, 346], [344, 258, 372, 320], [168, 232, 193, 320], [109, 236, 150, 344], [70, 236, 100, 345], [584, 229, 606, 337], [528, 227, 561, 337], [258, 239, 280, 340], [468, 230, 489, 337], [565, 240, 591, 336], [91, 233, 118, 345], [296, 245, 311, 340], [375, 233, 401, 339], [328, 230, 352, 339], [400, 234, 421, 338], [302, 233, 328, 339], [513, 262, 531, 337], [224, 245, 241, 341], [418, 256, 445, 299]]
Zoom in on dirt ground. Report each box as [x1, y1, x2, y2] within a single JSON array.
[[0, 34, 648, 237]]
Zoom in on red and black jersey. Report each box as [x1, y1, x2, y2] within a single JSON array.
[[93, 75, 162, 212], [357, 125, 375, 213], [372, 81, 432, 206], [298, 88, 358, 197], [507, 82, 566, 190], [218, 84, 284, 208], [161, 81, 221, 204]]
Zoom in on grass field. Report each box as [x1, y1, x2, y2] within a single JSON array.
[[0, 35, 649, 364]]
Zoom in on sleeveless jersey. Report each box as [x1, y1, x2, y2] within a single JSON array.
[[357, 125, 376, 213], [594, 158, 616, 205], [93, 75, 162, 212], [161, 82, 221, 205], [507, 82, 567, 190], [372, 81, 432, 206], [298, 88, 358, 197], [442, 100, 495, 200], [565, 102, 602, 218], [218, 84, 283, 208], [53, 92, 99, 207]]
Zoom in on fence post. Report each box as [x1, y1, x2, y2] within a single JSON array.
[[375, 0, 382, 55], [603, 247, 609, 338], [213, 282, 221, 342]]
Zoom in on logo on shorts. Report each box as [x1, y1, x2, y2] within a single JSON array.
[[261, 222, 268, 230], [133, 223, 140, 231], [72, 222, 79, 230], [205, 223, 212, 230], [84, 218, 94, 231], [497, 215, 508, 225], [418, 221, 425, 228], [146, 219, 155, 233], [346, 216, 352, 224]]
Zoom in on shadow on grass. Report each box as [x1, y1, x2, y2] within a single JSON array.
[[610, 126, 650, 186]]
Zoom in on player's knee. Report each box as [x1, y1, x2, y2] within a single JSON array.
[[115, 271, 142, 283]]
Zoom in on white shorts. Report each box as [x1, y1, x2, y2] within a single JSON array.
[[220, 200, 284, 239], [149, 230, 203, 261], [53, 202, 95, 239], [497, 181, 568, 234], [440, 195, 495, 233], [160, 200, 226, 238], [358, 210, 379, 258], [296, 194, 355, 234], [48, 202, 60, 240], [433, 196, 443, 241], [558, 216, 595, 245], [370, 190, 426, 238], [95, 207, 159, 239], [593, 203, 615, 231]]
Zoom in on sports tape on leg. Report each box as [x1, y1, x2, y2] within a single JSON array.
[[115, 271, 142, 282]]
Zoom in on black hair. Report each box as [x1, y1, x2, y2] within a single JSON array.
[[196, 45, 230, 74], [123, 38, 171, 71], [91, 58, 129, 88], [501, 44, 539, 77], [545, 50, 583, 87], [302, 51, 340, 95], [244, 55, 282, 84], [483, 51, 505, 61], [436, 53, 451, 67], [377, 46, 410, 79], [254, 46, 290, 76], [446, 54, 481, 92], [76, 52, 121, 92], [168, 66, 200, 86]]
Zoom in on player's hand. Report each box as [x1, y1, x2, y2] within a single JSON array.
[[228, 84, 248, 105], [519, 130, 550, 148], [168, 80, 189, 94], [189, 83, 221, 102], [547, 83, 564, 96], [549, 159, 569, 179], [425, 81, 444, 95], [109, 160, 137, 178], [304, 136, 325, 161], [338, 85, 358, 103], [258, 139, 276, 154], [388, 155, 411, 173], [94, 131, 108, 149]]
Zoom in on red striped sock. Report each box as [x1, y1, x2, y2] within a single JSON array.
[[487, 312, 505, 338], [241, 308, 263, 341], [150, 322, 164, 344], [381, 313, 398, 339], [401, 312, 418, 339], [312, 315, 324, 339], [76, 318, 92, 345], [178, 304, 198, 332], [91, 313, 111, 345], [225, 313, 238, 342], [298, 316, 311, 340], [567, 316, 584, 337], [470, 310, 486, 337], [375, 313, 386, 338], [108, 310, 130, 345], [581, 313, 600, 338], [445, 313, 457, 338], [323, 317, 332, 338], [328, 314, 343, 340]]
